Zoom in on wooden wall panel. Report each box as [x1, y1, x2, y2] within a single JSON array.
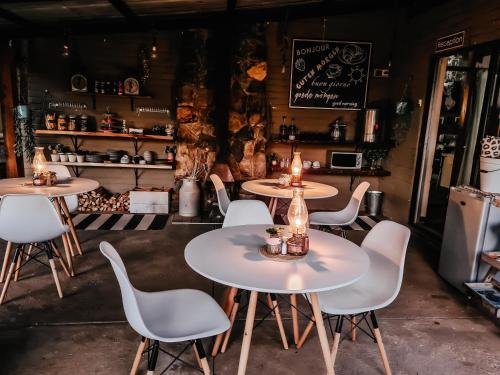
[[27, 32, 178, 192]]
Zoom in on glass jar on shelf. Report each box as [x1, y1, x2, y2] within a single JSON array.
[[57, 114, 67, 131]]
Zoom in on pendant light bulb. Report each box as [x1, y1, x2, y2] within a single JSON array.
[[62, 29, 70, 57]]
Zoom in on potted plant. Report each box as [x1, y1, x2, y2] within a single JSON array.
[[178, 149, 209, 217], [365, 148, 388, 170], [48, 144, 64, 162]]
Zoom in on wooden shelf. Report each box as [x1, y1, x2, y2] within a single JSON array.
[[303, 167, 391, 177], [47, 161, 174, 170], [270, 138, 356, 146], [35, 130, 175, 142], [69, 92, 152, 99]]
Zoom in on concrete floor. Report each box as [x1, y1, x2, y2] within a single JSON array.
[[0, 224, 499, 375]]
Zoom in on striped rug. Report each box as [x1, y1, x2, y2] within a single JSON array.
[[72, 213, 169, 230]]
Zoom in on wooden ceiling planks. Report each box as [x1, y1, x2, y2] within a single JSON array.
[[126, 0, 227, 16], [0, 1, 123, 22]]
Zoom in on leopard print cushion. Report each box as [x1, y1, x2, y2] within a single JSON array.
[[481, 136, 500, 158]]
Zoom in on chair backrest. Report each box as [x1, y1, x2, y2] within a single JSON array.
[[0, 194, 67, 243], [361, 220, 411, 302], [210, 174, 231, 216], [46, 164, 71, 179], [99, 241, 153, 338], [336, 181, 370, 225], [223, 200, 273, 227], [46, 164, 78, 213]]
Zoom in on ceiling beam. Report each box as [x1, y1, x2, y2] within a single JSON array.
[[0, 0, 408, 38], [0, 6, 32, 27], [107, 0, 140, 24]]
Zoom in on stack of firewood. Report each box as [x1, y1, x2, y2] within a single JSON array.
[[78, 188, 130, 212]]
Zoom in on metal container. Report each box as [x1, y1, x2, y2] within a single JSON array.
[[363, 109, 379, 143], [365, 191, 384, 216]]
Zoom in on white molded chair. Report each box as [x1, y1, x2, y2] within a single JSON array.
[[212, 199, 288, 356], [210, 174, 231, 216], [222, 199, 273, 227], [309, 181, 370, 238], [46, 164, 79, 213], [0, 195, 70, 303], [100, 241, 229, 375], [298, 221, 411, 375]]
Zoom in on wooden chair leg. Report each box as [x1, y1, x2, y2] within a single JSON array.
[[331, 316, 343, 366], [61, 234, 74, 276], [51, 242, 71, 278], [0, 246, 21, 304], [351, 315, 357, 341], [370, 311, 392, 375], [1, 241, 13, 283], [146, 340, 159, 375], [212, 287, 237, 357], [290, 294, 300, 346], [25, 243, 34, 260], [270, 293, 289, 350], [53, 199, 77, 260], [237, 291, 258, 375], [14, 245, 24, 282], [297, 318, 315, 349], [59, 197, 83, 256], [195, 340, 211, 375], [193, 341, 203, 369], [310, 293, 334, 375], [221, 294, 241, 353], [130, 336, 148, 375], [47, 246, 63, 299]]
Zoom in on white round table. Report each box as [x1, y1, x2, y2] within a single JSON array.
[[185, 224, 369, 375], [0, 177, 99, 197], [0, 177, 99, 276], [242, 179, 338, 217]]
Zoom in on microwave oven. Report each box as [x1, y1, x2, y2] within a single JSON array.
[[329, 152, 362, 169]]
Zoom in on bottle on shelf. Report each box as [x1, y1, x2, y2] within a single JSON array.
[[280, 115, 288, 140], [118, 81, 123, 96], [121, 119, 128, 134], [288, 117, 297, 141], [94, 80, 100, 94]]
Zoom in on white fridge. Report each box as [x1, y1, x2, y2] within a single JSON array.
[[438, 186, 500, 292]]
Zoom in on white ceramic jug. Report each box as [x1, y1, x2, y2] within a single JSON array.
[[179, 178, 201, 217]]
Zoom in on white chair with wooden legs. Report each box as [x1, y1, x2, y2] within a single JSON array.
[[212, 200, 289, 357], [46, 164, 83, 257], [209, 174, 231, 216], [0, 194, 71, 304], [309, 181, 370, 238], [100, 242, 229, 375], [297, 221, 411, 375]]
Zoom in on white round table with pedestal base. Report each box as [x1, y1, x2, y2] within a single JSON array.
[[242, 179, 338, 218], [185, 224, 370, 375], [0, 177, 99, 278]]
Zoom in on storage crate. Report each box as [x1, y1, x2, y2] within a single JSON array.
[[129, 189, 171, 214]]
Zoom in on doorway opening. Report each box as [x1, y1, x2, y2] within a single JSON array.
[[411, 41, 500, 237]]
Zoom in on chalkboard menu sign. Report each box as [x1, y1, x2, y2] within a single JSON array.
[[289, 39, 372, 110]]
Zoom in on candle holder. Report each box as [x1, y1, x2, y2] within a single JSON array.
[[290, 151, 303, 187], [32, 172, 47, 186], [286, 233, 309, 256]]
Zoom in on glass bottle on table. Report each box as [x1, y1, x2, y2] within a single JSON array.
[[290, 151, 302, 187], [286, 188, 309, 255]]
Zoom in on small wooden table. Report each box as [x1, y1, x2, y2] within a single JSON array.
[[0, 177, 99, 276], [241, 179, 338, 218], [185, 224, 369, 375]]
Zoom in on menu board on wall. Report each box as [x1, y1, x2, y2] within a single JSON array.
[[289, 39, 372, 110]]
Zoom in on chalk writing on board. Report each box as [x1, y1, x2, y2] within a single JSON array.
[[289, 39, 372, 110]]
